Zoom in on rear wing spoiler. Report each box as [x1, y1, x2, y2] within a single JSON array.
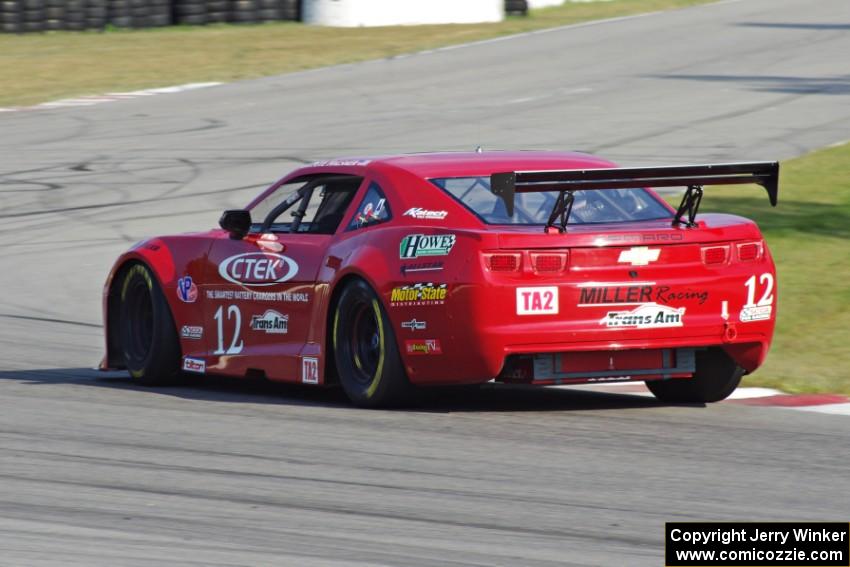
[[490, 162, 779, 230]]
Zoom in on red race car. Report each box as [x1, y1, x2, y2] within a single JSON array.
[[101, 152, 779, 407]]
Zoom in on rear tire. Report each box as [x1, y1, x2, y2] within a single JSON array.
[[118, 264, 182, 386], [332, 279, 412, 408], [646, 348, 743, 403]]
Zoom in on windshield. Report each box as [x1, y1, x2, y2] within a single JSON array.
[[432, 177, 672, 225]]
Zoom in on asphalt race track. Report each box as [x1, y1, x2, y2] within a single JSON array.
[[1, 0, 849, 564]]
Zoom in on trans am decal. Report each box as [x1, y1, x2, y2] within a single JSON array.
[[218, 252, 298, 286], [399, 234, 456, 259], [250, 310, 289, 334], [390, 283, 447, 306], [601, 303, 684, 328], [517, 287, 559, 315]]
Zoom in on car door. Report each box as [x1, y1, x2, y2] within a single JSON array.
[[203, 175, 364, 382]]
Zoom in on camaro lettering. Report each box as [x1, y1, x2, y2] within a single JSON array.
[[218, 253, 298, 286]]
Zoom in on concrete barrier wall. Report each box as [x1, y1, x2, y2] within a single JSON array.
[[302, 0, 504, 27]]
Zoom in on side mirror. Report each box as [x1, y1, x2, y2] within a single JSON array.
[[219, 209, 252, 240]]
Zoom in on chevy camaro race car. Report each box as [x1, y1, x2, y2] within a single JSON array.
[[102, 152, 779, 407]]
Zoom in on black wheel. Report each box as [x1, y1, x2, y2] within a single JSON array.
[[646, 348, 744, 403], [118, 264, 182, 386], [332, 280, 413, 408]]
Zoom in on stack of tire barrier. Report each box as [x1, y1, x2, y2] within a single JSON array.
[[505, 0, 528, 15], [1, 0, 302, 32]]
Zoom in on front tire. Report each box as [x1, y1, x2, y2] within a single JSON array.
[[332, 279, 412, 408], [646, 348, 743, 403], [118, 263, 182, 386]]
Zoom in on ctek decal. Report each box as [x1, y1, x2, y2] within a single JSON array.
[[405, 339, 442, 355], [177, 276, 198, 303], [182, 357, 206, 373], [577, 283, 708, 307], [302, 357, 319, 384], [390, 283, 447, 306], [601, 303, 684, 328], [401, 319, 427, 331], [403, 208, 448, 220], [399, 234, 456, 259], [218, 252, 298, 287], [516, 286, 559, 315], [617, 246, 660, 266], [250, 310, 289, 334], [180, 325, 203, 340], [400, 261, 444, 275]]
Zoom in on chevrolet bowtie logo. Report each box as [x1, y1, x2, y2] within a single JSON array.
[[617, 246, 660, 266]]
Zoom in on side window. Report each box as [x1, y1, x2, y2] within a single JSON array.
[[249, 175, 362, 235], [347, 182, 391, 230]]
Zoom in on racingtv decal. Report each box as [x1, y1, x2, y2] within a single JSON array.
[[177, 276, 198, 303], [405, 339, 442, 355], [601, 303, 684, 328], [517, 287, 559, 315], [403, 208, 448, 220], [401, 319, 427, 331], [391, 283, 447, 306], [250, 310, 289, 334], [180, 325, 203, 340], [206, 289, 309, 303], [302, 357, 319, 384], [218, 252, 298, 286], [577, 283, 708, 307], [182, 357, 206, 373], [399, 234, 456, 259]]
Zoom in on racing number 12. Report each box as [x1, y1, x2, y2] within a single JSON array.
[[214, 305, 244, 355], [744, 273, 774, 307]]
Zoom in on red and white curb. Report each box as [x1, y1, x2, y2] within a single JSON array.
[[0, 82, 222, 113], [562, 383, 850, 415]]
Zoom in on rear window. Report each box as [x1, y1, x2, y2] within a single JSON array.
[[431, 176, 672, 225]]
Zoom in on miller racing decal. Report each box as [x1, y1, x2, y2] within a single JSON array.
[[399, 234, 456, 259], [601, 303, 684, 328], [302, 357, 319, 384], [177, 276, 198, 303], [390, 283, 447, 306], [403, 208, 448, 220], [218, 252, 298, 286], [250, 310, 289, 334], [405, 339, 442, 355], [577, 283, 708, 307], [180, 325, 203, 340], [516, 286, 559, 315]]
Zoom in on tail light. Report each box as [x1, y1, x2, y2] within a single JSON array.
[[737, 241, 763, 262], [531, 252, 569, 274], [702, 245, 729, 265], [484, 253, 521, 272]]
